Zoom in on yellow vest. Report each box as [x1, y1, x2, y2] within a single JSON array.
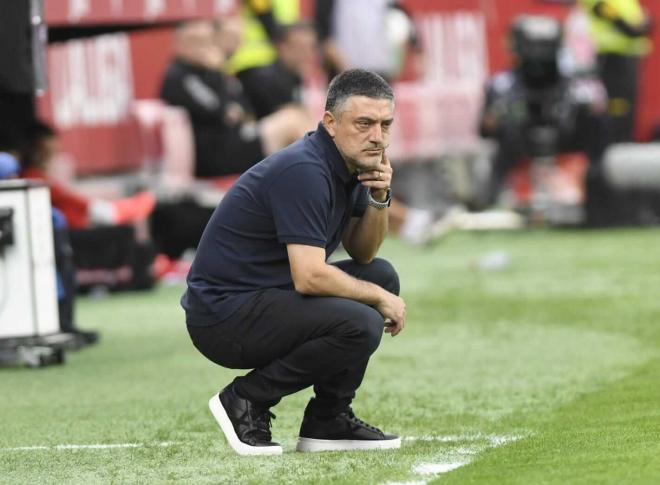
[[228, 0, 300, 74], [580, 0, 651, 55]]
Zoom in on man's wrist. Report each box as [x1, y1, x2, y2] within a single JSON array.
[[370, 188, 388, 202], [371, 286, 387, 307], [368, 188, 392, 208]]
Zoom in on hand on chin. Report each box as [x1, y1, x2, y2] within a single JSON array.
[[359, 153, 383, 169]]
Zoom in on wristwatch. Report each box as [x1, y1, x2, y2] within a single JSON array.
[[368, 188, 392, 209]]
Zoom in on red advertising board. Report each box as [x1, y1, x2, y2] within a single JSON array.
[[40, 0, 660, 175], [44, 0, 236, 26], [38, 29, 175, 174]]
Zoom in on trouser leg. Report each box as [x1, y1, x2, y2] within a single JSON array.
[[304, 258, 400, 417], [51, 212, 76, 332], [188, 258, 400, 414], [598, 54, 639, 143], [490, 126, 526, 204], [231, 291, 385, 410]]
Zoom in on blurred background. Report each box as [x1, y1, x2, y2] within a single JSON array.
[[2, 4, 660, 482]]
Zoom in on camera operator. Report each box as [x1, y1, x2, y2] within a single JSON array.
[[480, 15, 607, 205]]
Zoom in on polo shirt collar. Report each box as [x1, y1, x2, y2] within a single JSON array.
[[311, 122, 354, 185]]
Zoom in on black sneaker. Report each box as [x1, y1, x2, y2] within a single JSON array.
[[296, 408, 401, 452], [208, 384, 282, 456]]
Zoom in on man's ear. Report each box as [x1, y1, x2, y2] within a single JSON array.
[[322, 111, 337, 138]]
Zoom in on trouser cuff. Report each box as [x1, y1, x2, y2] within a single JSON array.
[[303, 397, 351, 419]]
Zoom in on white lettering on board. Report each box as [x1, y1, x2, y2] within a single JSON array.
[[50, 34, 134, 128]]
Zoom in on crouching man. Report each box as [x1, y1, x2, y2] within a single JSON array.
[[183, 69, 406, 455]]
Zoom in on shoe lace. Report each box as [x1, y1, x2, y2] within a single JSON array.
[[346, 409, 382, 434], [250, 408, 276, 441]]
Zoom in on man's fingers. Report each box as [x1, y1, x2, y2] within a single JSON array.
[[385, 320, 404, 336], [358, 170, 392, 182]]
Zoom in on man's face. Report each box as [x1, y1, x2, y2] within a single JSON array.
[[279, 28, 317, 76], [215, 16, 243, 59], [323, 96, 394, 172], [177, 21, 223, 68], [31, 135, 59, 170]]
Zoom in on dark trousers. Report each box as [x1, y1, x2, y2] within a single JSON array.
[[597, 53, 640, 143], [187, 257, 399, 417], [52, 223, 76, 332]]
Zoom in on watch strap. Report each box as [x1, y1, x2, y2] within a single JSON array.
[[368, 188, 392, 209]]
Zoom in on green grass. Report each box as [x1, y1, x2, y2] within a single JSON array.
[[1, 229, 660, 484]]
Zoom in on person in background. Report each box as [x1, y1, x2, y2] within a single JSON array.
[[227, 0, 300, 78], [19, 121, 156, 230], [315, 0, 422, 82], [314, 0, 459, 245], [2, 139, 98, 347], [480, 15, 607, 204], [0, 1, 45, 159], [238, 21, 317, 120], [50, 207, 100, 347], [20, 121, 158, 293], [214, 14, 245, 61], [160, 19, 310, 178], [579, 0, 652, 142]]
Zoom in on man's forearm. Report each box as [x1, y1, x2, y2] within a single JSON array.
[[296, 262, 386, 306], [344, 206, 388, 263]]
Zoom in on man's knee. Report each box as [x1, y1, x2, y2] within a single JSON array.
[[368, 258, 400, 296], [342, 306, 384, 355]]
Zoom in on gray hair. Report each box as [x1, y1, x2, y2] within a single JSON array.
[[325, 69, 394, 114]]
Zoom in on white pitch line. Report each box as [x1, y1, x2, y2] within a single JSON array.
[[3, 441, 177, 452], [382, 481, 427, 485], [413, 462, 468, 475], [381, 434, 525, 485], [403, 434, 523, 443]]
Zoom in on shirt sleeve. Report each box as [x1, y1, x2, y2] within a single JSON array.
[[352, 185, 369, 217], [267, 163, 331, 247], [160, 64, 228, 125]]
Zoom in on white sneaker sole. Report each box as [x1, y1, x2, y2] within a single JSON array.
[[296, 436, 401, 452], [208, 395, 283, 456]]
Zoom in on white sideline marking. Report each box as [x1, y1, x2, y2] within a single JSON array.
[[3, 441, 176, 452], [383, 481, 426, 485], [403, 434, 522, 444], [413, 462, 467, 474], [382, 434, 524, 485]]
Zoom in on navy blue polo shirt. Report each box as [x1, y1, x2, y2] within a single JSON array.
[[182, 123, 369, 326]]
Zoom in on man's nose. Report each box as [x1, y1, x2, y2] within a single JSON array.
[[369, 124, 384, 144]]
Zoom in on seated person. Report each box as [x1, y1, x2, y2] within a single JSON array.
[[19, 121, 155, 230], [1, 140, 98, 346], [20, 121, 157, 292], [159, 19, 310, 178]]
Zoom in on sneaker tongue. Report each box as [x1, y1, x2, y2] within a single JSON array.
[[253, 409, 275, 435], [346, 411, 382, 434]]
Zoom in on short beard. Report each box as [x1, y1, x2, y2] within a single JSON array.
[[346, 156, 380, 174]]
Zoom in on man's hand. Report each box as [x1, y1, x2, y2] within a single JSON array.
[[357, 153, 393, 202], [376, 291, 406, 337]]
